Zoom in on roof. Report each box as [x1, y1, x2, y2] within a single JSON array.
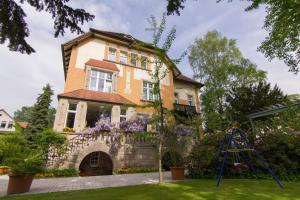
[[0, 109, 14, 120], [175, 74, 204, 87], [17, 122, 29, 129], [58, 89, 134, 105], [86, 59, 119, 71], [61, 28, 181, 78], [248, 99, 300, 119]]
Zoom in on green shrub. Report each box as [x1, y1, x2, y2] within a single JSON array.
[[115, 167, 158, 174], [36, 168, 79, 178]]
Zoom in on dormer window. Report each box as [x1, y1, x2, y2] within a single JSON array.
[[120, 51, 127, 64], [108, 47, 116, 61], [131, 53, 138, 67], [89, 70, 113, 93]]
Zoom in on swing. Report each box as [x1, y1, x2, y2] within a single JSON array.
[[212, 127, 284, 188], [233, 152, 249, 170]]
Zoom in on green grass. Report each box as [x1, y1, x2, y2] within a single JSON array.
[[3, 179, 300, 200]]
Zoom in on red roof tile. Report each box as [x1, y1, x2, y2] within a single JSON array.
[[175, 74, 204, 87], [58, 89, 134, 105], [17, 122, 29, 129], [85, 59, 119, 71]]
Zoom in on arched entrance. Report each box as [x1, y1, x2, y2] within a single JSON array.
[[79, 151, 113, 176]]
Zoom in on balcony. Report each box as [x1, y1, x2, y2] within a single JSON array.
[[173, 103, 197, 115]]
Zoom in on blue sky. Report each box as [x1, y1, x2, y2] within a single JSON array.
[[0, 0, 299, 115]]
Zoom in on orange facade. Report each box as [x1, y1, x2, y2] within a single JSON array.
[[63, 38, 176, 111]]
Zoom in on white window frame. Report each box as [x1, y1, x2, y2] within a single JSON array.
[[64, 103, 77, 129], [7, 121, 13, 129], [142, 81, 156, 101], [108, 47, 117, 61], [0, 121, 6, 128], [120, 108, 127, 122], [141, 56, 147, 69], [89, 69, 113, 93], [187, 95, 194, 106], [120, 51, 127, 64], [131, 53, 138, 67]]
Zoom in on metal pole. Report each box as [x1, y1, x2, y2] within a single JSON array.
[[216, 129, 234, 187], [212, 134, 227, 179]]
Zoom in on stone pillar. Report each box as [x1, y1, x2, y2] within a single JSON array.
[[111, 105, 121, 124], [53, 98, 69, 132], [127, 107, 136, 120], [74, 101, 87, 133]]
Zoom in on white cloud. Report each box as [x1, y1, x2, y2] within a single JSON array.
[[0, 0, 299, 116]]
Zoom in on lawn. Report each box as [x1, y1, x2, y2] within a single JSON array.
[[2, 179, 300, 200]]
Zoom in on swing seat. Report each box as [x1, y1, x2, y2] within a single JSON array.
[[234, 162, 249, 170]]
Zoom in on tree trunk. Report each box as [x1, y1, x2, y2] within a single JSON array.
[[158, 80, 164, 183]]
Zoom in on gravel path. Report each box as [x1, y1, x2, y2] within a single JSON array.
[[0, 172, 172, 197]]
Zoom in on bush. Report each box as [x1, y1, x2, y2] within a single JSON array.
[[255, 132, 300, 181], [115, 167, 158, 174], [186, 130, 300, 181], [0, 133, 44, 175], [36, 168, 79, 178]]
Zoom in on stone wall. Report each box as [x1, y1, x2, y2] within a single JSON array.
[[60, 134, 158, 173]]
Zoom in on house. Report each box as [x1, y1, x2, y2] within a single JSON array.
[[0, 109, 28, 133], [0, 109, 15, 133], [51, 29, 203, 176]]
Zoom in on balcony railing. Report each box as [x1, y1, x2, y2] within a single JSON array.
[[173, 103, 197, 115]]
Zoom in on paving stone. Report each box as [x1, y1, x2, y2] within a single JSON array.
[[0, 172, 171, 197]]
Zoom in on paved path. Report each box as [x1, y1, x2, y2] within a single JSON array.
[[0, 172, 172, 197]]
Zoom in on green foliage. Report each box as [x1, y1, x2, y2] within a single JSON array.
[[0, 0, 94, 54], [1, 180, 300, 200], [225, 81, 287, 129], [36, 129, 67, 156], [186, 132, 222, 178], [13, 106, 56, 126], [25, 84, 54, 147], [189, 31, 266, 131], [13, 106, 34, 122], [0, 133, 44, 175], [167, 0, 300, 72], [36, 168, 79, 178], [115, 167, 158, 174], [243, 0, 300, 73]]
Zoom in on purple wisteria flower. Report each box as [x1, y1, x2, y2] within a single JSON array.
[[174, 125, 191, 137], [119, 116, 148, 133]]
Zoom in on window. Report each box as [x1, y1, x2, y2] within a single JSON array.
[[142, 81, 155, 101], [108, 47, 116, 61], [131, 53, 137, 67], [7, 121, 13, 129], [90, 152, 99, 167], [65, 103, 77, 128], [141, 56, 147, 69], [120, 108, 127, 122], [187, 95, 194, 106], [174, 92, 179, 104], [120, 51, 127, 64], [89, 70, 113, 93], [1, 121, 7, 128]]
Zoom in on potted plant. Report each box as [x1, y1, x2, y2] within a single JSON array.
[[0, 133, 44, 195], [163, 124, 192, 180], [5, 153, 44, 195]]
